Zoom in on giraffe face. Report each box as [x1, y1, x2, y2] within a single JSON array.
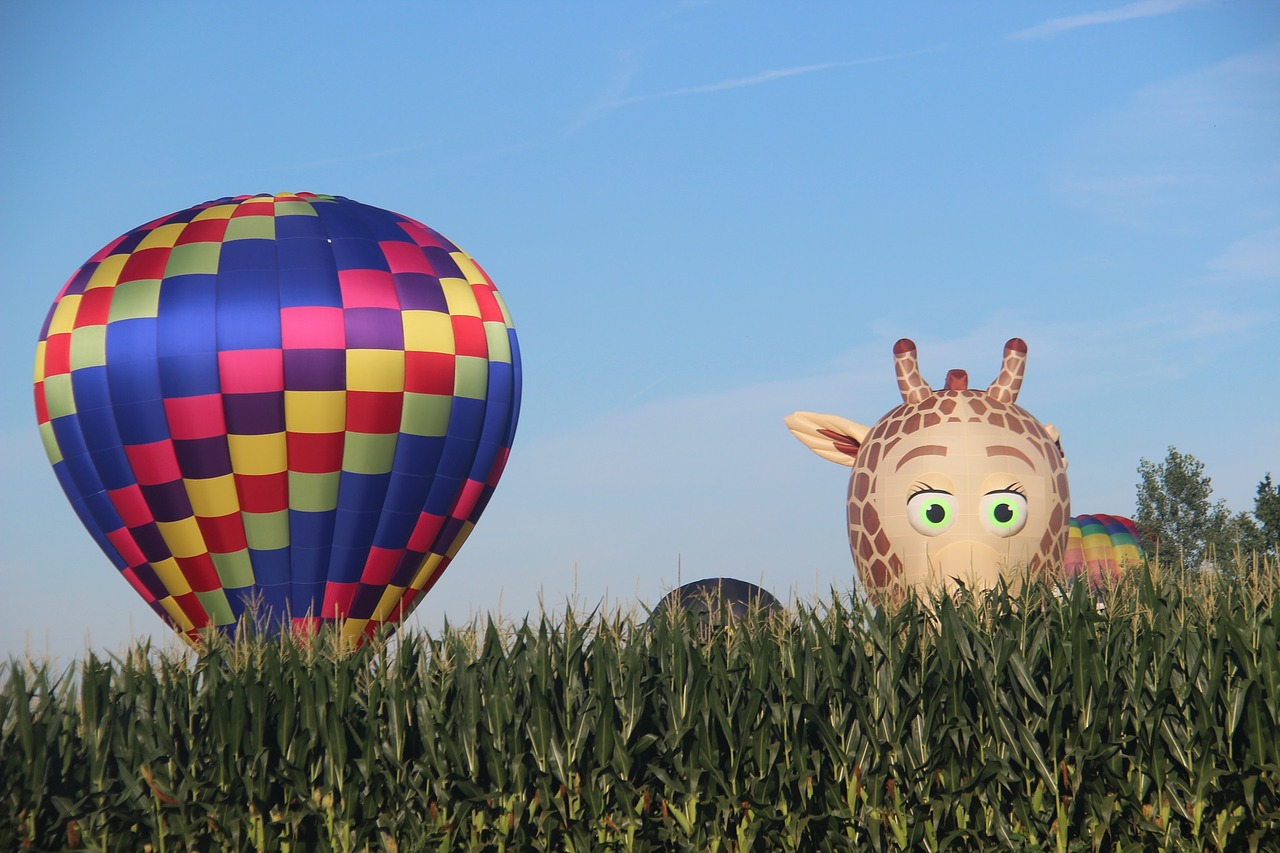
[[787, 338, 1072, 606], [849, 394, 1069, 597]]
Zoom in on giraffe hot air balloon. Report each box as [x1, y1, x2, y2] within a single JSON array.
[[33, 193, 521, 643], [786, 338, 1070, 606]]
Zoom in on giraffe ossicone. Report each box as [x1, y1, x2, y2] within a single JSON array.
[[786, 338, 1071, 605]]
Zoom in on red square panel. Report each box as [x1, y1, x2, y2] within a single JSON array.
[[164, 394, 227, 440], [379, 241, 432, 275], [404, 351, 454, 395], [218, 349, 284, 394], [346, 391, 403, 434], [359, 547, 401, 586], [235, 471, 289, 514], [118, 247, 171, 283], [338, 269, 398, 309], [44, 334, 72, 376], [175, 218, 229, 245], [451, 316, 488, 357], [287, 432, 345, 473], [75, 287, 115, 327], [124, 441, 182, 486], [178, 553, 221, 593], [281, 306, 345, 349], [108, 483, 153, 528], [197, 513, 249, 554], [321, 582, 357, 620]]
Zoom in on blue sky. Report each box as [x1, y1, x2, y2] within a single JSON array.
[[2, 1, 1277, 659]]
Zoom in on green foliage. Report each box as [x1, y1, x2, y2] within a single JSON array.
[[3, 563, 1279, 851], [1136, 446, 1229, 570], [1256, 474, 1280, 558]]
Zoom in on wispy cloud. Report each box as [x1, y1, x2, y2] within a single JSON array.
[[572, 49, 937, 132], [1008, 0, 1205, 41], [1206, 226, 1280, 281]]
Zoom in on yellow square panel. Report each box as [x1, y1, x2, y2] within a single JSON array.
[[135, 223, 188, 250], [151, 557, 193, 596], [451, 252, 488, 286], [402, 310, 455, 353], [192, 204, 238, 221], [85, 254, 128, 290], [285, 390, 346, 433], [157, 596, 196, 632], [185, 474, 240, 518], [346, 349, 405, 392], [226, 433, 287, 475], [440, 279, 480, 317], [156, 517, 208, 559], [372, 585, 408, 621], [47, 296, 82, 336]]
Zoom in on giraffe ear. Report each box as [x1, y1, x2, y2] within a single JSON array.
[[1044, 423, 1068, 469], [785, 412, 870, 467]]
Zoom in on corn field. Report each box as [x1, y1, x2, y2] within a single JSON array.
[[3, 564, 1279, 852]]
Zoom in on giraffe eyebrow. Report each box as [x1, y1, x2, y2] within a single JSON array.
[[895, 445, 948, 471], [986, 445, 1035, 467]]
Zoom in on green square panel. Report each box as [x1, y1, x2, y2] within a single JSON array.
[[242, 510, 290, 551], [69, 325, 108, 370], [224, 217, 276, 241], [400, 393, 453, 437], [211, 550, 255, 589], [165, 242, 221, 276], [107, 279, 162, 321], [342, 431, 398, 475], [454, 356, 489, 400]]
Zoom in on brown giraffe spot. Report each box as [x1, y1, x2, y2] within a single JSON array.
[[1038, 530, 1055, 562], [1049, 502, 1064, 532], [939, 397, 956, 415], [866, 554, 888, 588], [970, 398, 987, 416], [989, 413, 1005, 429], [865, 442, 881, 469], [861, 500, 880, 532], [858, 536, 878, 574], [1006, 416, 1025, 435], [905, 413, 921, 433], [923, 411, 942, 428], [853, 471, 871, 500], [874, 528, 891, 556]]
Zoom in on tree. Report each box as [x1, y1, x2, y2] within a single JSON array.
[[1135, 446, 1224, 570], [1256, 473, 1280, 558]]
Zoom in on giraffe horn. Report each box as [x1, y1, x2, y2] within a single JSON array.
[[986, 338, 1028, 403], [893, 338, 930, 404]]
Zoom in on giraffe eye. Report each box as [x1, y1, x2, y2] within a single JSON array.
[[980, 491, 1028, 537], [906, 490, 956, 536]]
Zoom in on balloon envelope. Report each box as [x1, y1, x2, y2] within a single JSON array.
[[651, 578, 781, 627], [1065, 514, 1141, 586], [33, 193, 521, 642]]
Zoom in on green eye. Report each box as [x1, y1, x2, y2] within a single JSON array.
[[907, 491, 957, 536], [980, 491, 1028, 537]]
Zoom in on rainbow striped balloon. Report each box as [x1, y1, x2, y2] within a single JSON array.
[[33, 193, 521, 643], [1065, 514, 1142, 586]]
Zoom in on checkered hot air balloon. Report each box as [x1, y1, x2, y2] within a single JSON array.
[[33, 193, 521, 643]]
